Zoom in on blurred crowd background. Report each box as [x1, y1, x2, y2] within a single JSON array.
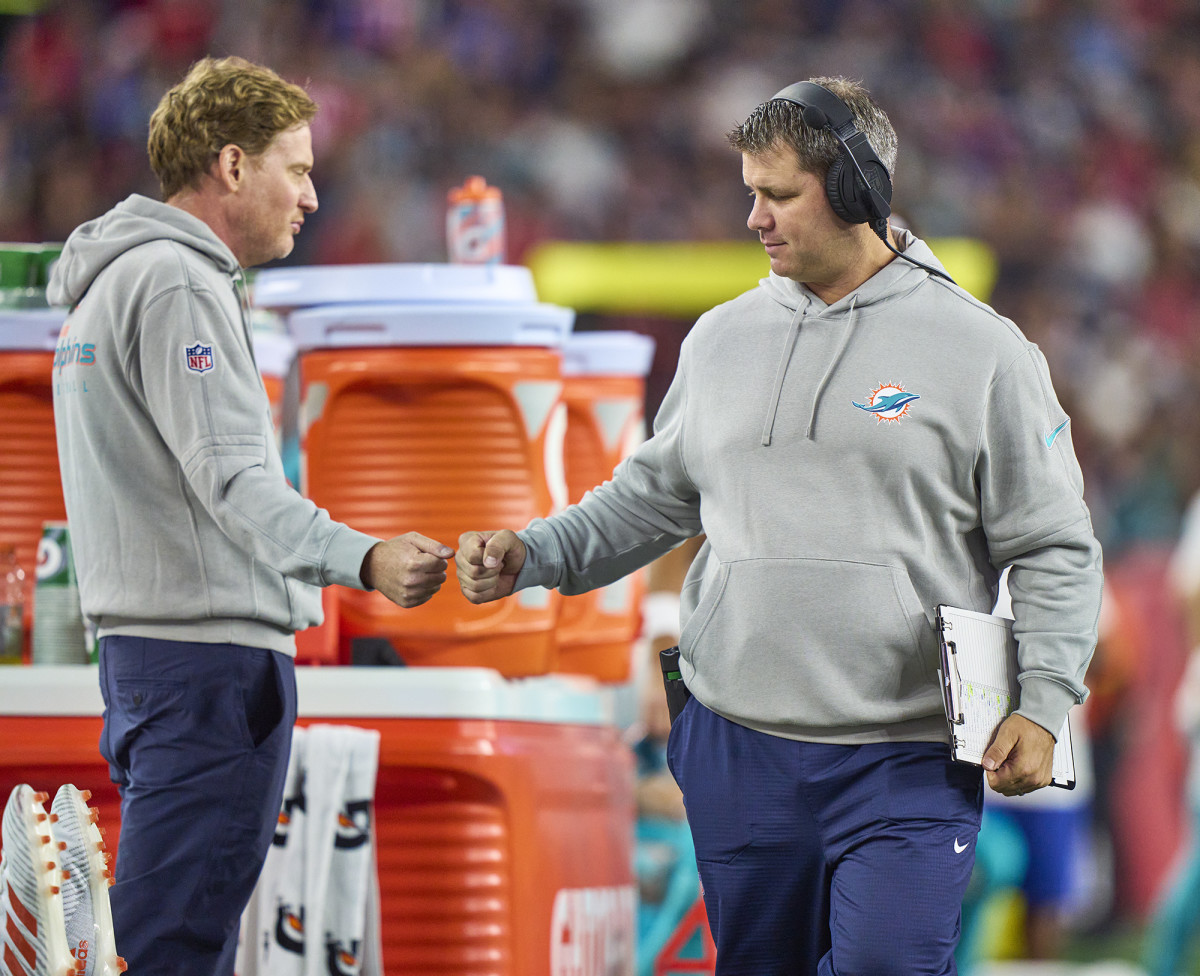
[[5, 0, 1200, 565], [5, 0, 1200, 969]]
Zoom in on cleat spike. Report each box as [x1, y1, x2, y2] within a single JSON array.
[[50, 885, 60, 894], [80, 790, 92, 801], [34, 791, 49, 802]]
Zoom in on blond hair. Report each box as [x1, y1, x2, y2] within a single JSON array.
[[148, 56, 317, 200]]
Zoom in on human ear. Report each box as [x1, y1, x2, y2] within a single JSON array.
[[215, 144, 246, 192]]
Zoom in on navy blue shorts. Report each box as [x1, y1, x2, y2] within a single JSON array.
[[667, 698, 983, 975], [98, 635, 296, 975]]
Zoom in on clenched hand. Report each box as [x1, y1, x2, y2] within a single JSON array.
[[360, 533, 454, 608], [981, 712, 1056, 796], [456, 530, 526, 604]]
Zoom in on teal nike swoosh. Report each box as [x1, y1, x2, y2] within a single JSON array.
[[1045, 419, 1069, 448]]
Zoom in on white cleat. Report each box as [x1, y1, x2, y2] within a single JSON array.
[[48, 787, 126, 976]]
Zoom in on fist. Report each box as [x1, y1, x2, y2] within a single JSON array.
[[456, 530, 526, 604]]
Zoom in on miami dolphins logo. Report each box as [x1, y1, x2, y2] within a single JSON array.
[[325, 937, 361, 976], [273, 791, 305, 846], [853, 382, 920, 424], [274, 903, 304, 954], [333, 799, 371, 850]]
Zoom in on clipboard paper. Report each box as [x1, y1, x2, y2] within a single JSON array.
[[936, 604, 1076, 789]]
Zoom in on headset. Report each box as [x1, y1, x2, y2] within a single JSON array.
[[769, 81, 955, 285]]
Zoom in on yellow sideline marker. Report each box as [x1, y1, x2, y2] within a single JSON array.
[[525, 237, 997, 318]]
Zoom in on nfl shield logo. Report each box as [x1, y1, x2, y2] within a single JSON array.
[[186, 343, 214, 373]]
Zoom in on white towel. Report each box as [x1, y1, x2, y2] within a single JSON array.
[[301, 724, 382, 976], [237, 725, 382, 976], [238, 726, 309, 976]]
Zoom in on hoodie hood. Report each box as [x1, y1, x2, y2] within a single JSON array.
[[48, 194, 239, 307], [757, 230, 951, 443]]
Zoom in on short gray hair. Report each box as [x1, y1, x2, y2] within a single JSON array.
[[727, 76, 898, 178]]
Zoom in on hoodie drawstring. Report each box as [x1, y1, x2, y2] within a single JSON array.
[[232, 269, 250, 319], [760, 304, 804, 447], [231, 269, 256, 350], [806, 294, 857, 440]]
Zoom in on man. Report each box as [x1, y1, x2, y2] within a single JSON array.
[[48, 56, 454, 973], [458, 76, 1103, 974]]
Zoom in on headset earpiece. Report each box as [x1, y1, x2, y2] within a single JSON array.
[[824, 155, 857, 224], [826, 152, 892, 226]]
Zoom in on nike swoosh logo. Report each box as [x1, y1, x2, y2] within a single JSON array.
[[1045, 419, 1069, 448], [953, 838, 968, 854]]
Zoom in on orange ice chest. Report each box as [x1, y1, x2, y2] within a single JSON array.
[[251, 321, 321, 663], [293, 585, 341, 666], [250, 327, 296, 448], [0, 308, 69, 659], [254, 264, 576, 676], [0, 666, 637, 976], [298, 668, 636, 975], [557, 332, 656, 683]]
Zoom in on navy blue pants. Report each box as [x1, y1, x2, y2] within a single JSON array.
[[667, 698, 983, 975], [98, 636, 296, 975]]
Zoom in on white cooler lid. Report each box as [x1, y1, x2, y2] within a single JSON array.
[[251, 330, 297, 378], [285, 302, 574, 350], [0, 307, 68, 351], [253, 263, 542, 310], [0, 665, 613, 725], [562, 331, 656, 377], [295, 667, 612, 723]]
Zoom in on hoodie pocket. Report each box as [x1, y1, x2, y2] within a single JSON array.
[[682, 557, 938, 728]]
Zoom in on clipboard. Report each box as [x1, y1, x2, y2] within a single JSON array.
[[936, 604, 1076, 789]]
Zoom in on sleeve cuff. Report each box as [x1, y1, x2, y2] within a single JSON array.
[[1016, 675, 1084, 740], [322, 525, 384, 590], [513, 520, 563, 591]]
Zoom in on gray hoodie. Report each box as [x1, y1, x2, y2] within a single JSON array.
[[517, 232, 1102, 745], [49, 195, 379, 654]]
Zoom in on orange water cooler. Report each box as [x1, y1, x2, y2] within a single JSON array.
[[0, 308, 68, 658], [250, 327, 296, 450], [557, 332, 656, 683], [249, 327, 340, 666], [254, 264, 575, 676], [0, 666, 637, 976]]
